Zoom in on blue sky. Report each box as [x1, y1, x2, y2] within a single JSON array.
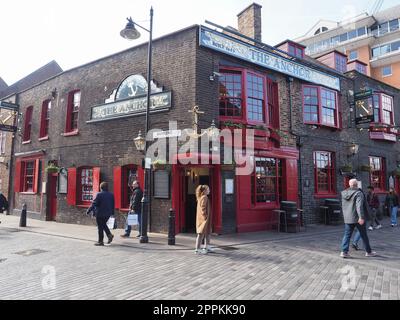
[[0, 0, 398, 85]]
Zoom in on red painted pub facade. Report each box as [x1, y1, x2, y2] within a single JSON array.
[[12, 4, 398, 234], [8, 18, 345, 234]]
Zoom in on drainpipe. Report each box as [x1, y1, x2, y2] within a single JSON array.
[[286, 77, 304, 211], [7, 93, 19, 215]]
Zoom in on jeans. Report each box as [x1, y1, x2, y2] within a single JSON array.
[[342, 223, 372, 254], [96, 216, 112, 243], [391, 206, 398, 225], [124, 211, 141, 236]]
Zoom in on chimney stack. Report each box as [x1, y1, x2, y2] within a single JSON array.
[[237, 3, 262, 42]]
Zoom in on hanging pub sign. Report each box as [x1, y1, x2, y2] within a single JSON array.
[[355, 90, 374, 126], [87, 75, 171, 123], [0, 101, 19, 132]]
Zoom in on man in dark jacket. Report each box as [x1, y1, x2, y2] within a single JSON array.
[[340, 179, 376, 258], [87, 182, 115, 246], [0, 192, 9, 214], [121, 181, 143, 238], [0, 192, 9, 224]]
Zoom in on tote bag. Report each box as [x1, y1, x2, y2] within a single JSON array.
[[106, 217, 116, 230], [127, 213, 139, 226]]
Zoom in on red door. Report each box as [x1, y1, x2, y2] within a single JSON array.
[[48, 173, 58, 221]]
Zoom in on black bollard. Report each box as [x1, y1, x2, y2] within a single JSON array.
[[19, 203, 27, 227], [168, 208, 176, 246]]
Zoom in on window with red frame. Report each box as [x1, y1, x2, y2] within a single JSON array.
[[303, 86, 339, 128], [251, 157, 282, 204], [356, 63, 367, 74], [369, 156, 386, 191], [40, 100, 51, 138], [23, 160, 35, 192], [288, 43, 304, 59], [303, 86, 319, 123], [321, 89, 337, 126], [381, 94, 394, 125], [314, 151, 335, 194], [23, 106, 33, 142], [335, 54, 347, 73], [372, 93, 394, 125], [247, 73, 265, 123], [66, 90, 81, 133], [80, 168, 94, 203], [219, 71, 242, 118]]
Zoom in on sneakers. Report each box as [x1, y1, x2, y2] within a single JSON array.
[[365, 251, 377, 257], [194, 249, 207, 255], [340, 252, 350, 258], [391, 224, 398, 227], [351, 243, 360, 251], [136, 234, 142, 238], [368, 226, 374, 231], [375, 225, 382, 230], [94, 242, 104, 246], [107, 234, 114, 244], [120, 234, 130, 238]]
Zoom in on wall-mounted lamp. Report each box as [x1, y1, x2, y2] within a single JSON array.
[[209, 71, 222, 82], [51, 88, 58, 100], [348, 143, 359, 157]]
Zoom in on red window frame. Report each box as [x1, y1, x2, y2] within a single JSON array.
[[288, 43, 305, 58], [219, 67, 276, 128], [314, 151, 336, 195], [66, 167, 100, 207], [65, 90, 81, 133], [355, 62, 367, 74], [219, 70, 243, 119], [334, 53, 347, 73], [372, 93, 394, 126], [246, 72, 266, 124], [15, 158, 40, 193], [23, 106, 33, 142], [302, 85, 339, 129], [369, 156, 386, 192], [39, 100, 51, 139], [113, 165, 144, 210], [251, 157, 282, 206], [78, 167, 94, 205]]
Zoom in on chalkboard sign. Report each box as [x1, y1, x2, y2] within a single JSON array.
[[153, 170, 170, 199]]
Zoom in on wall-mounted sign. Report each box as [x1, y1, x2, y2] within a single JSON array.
[[153, 130, 182, 139], [153, 170, 170, 199], [87, 74, 171, 123], [199, 26, 341, 91], [58, 168, 68, 194], [355, 92, 374, 125], [0, 101, 19, 111]]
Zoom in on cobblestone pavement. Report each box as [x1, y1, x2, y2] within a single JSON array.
[[0, 217, 399, 300]]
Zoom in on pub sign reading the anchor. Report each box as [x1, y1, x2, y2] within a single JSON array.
[[87, 74, 172, 123]]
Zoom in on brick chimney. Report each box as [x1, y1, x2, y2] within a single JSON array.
[[237, 3, 262, 42]]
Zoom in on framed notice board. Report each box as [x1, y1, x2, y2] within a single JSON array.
[[153, 170, 170, 199]]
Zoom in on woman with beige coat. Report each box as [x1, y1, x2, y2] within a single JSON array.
[[195, 185, 212, 254]]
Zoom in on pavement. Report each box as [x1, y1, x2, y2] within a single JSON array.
[[0, 213, 399, 300]]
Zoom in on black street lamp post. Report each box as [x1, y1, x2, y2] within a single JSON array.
[[121, 7, 153, 244]]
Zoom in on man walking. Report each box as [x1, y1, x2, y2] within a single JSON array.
[[340, 179, 377, 258], [121, 180, 143, 238], [87, 182, 115, 246]]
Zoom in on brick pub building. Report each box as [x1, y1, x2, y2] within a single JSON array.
[[9, 4, 400, 233]]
